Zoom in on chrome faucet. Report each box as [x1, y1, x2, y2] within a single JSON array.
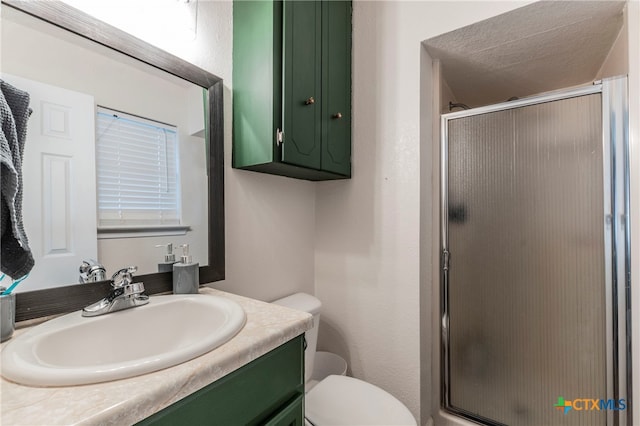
[[82, 266, 149, 317], [79, 259, 107, 283]]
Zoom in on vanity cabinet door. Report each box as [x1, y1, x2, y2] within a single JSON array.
[[264, 394, 304, 426], [136, 336, 304, 426]]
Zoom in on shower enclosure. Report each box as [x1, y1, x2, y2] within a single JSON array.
[[440, 77, 630, 426]]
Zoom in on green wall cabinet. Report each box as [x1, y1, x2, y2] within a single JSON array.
[[137, 336, 304, 425], [233, 0, 352, 181]]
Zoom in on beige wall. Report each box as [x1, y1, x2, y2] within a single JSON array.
[[315, 2, 532, 423], [149, 1, 317, 302], [597, 5, 629, 79], [60, 0, 317, 301], [316, 0, 637, 423], [52, 1, 640, 425], [180, 2, 317, 302]]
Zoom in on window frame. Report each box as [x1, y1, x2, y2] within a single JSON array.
[[95, 106, 186, 235]]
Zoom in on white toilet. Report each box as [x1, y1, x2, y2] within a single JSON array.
[[273, 293, 416, 426]]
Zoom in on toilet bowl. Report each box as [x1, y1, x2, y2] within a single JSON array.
[[273, 293, 416, 426]]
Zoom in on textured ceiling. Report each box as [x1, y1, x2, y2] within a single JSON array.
[[425, 1, 625, 108]]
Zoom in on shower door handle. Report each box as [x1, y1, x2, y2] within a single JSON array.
[[442, 313, 449, 335]]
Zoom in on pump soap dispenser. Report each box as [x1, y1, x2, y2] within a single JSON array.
[[155, 243, 177, 273], [173, 244, 199, 294]]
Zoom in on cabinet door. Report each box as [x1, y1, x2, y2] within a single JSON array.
[[233, 0, 281, 168], [321, 0, 352, 176], [136, 336, 304, 426], [264, 395, 304, 426], [282, 0, 322, 170]]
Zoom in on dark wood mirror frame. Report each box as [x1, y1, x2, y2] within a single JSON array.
[[3, 0, 225, 322]]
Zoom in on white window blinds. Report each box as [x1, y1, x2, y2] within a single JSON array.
[[96, 107, 181, 228]]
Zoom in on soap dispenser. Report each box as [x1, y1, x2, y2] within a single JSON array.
[[173, 244, 199, 294], [155, 243, 177, 273]]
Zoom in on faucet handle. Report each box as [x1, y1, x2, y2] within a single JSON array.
[[79, 259, 106, 283], [111, 266, 138, 288]]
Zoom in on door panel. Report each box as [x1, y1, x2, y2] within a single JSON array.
[[3, 74, 97, 292], [446, 94, 606, 425], [321, 1, 351, 176], [282, 0, 321, 169]]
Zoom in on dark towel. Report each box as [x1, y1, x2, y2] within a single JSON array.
[[0, 79, 34, 278]]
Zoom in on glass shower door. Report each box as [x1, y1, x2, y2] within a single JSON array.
[[443, 93, 609, 426]]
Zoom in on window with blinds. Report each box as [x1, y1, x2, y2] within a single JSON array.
[[96, 106, 181, 230]]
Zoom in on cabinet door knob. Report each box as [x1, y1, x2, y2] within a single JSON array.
[[332, 112, 343, 119], [305, 97, 315, 105]]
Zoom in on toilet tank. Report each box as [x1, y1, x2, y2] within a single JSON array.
[[272, 293, 321, 382]]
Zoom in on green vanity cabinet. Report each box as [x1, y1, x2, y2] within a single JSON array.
[[233, 0, 352, 181], [137, 336, 304, 426]]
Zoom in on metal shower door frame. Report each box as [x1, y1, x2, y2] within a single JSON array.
[[439, 77, 630, 426]]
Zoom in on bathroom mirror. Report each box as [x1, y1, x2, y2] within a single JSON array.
[[1, 0, 224, 321]]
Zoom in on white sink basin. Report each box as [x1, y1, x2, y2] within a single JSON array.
[[1, 294, 246, 387]]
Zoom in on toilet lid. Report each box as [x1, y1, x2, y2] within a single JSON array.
[[305, 375, 416, 426]]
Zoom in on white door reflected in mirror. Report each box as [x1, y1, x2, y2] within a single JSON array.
[[3, 74, 98, 292]]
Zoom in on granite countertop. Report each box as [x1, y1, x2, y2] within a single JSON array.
[[0, 287, 312, 425]]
